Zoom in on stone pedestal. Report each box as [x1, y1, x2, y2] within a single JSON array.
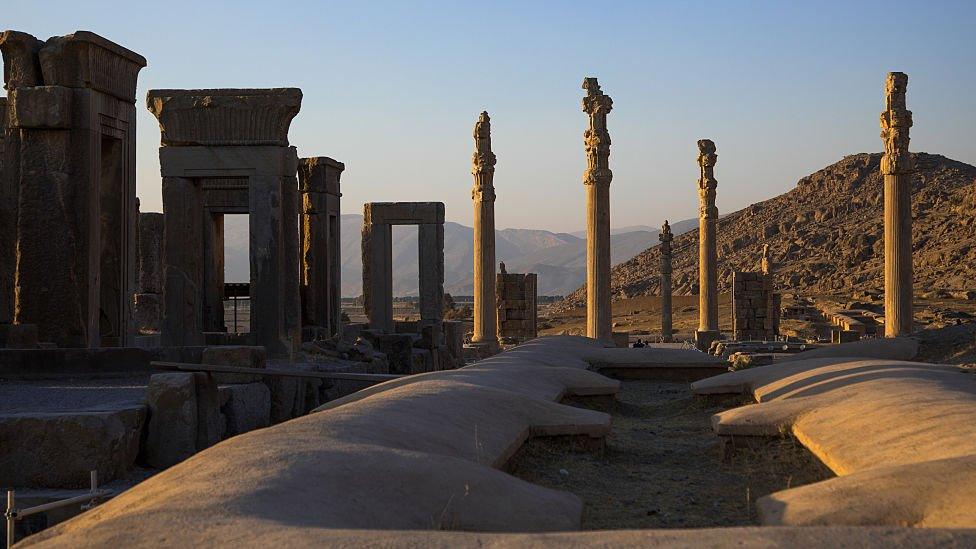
[[1, 31, 145, 347], [496, 271, 537, 344], [148, 89, 303, 358], [299, 157, 344, 339], [659, 220, 673, 342], [880, 72, 914, 337], [581, 78, 613, 342], [471, 112, 498, 349], [695, 139, 720, 351]]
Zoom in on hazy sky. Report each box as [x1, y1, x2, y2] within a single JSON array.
[[6, 0, 975, 232]]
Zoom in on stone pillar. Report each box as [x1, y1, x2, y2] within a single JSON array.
[[134, 211, 164, 333], [362, 213, 393, 333], [659, 220, 674, 342], [161, 177, 205, 347], [418, 221, 445, 331], [2, 31, 144, 348], [880, 72, 914, 337], [471, 112, 498, 348], [695, 139, 720, 351], [299, 157, 345, 339], [581, 77, 613, 342]]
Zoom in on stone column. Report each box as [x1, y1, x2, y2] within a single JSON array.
[[581, 77, 613, 341], [880, 72, 914, 337], [659, 220, 674, 342], [471, 111, 498, 348], [695, 139, 720, 351], [299, 156, 345, 338], [362, 213, 393, 333]]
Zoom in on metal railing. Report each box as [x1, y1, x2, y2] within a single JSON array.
[[5, 471, 111, 548]]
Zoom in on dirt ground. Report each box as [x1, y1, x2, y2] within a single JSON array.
[[507, 380, 833, 529]]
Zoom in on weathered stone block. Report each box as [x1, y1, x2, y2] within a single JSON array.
[[146, 88, 302, 147], [144, 373, 198, 468], [0, 406, 144, 488], [219, 382, 271, 436], [193, 372, 221, 451], [202, 345, 267, 383], [10, 86, 72, 129]]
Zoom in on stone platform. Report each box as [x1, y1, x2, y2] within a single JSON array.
[[13, 335, 976, 547], [692, 337, 976, 528]]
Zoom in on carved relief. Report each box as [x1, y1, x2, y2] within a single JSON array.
[[697, 139, 718, 219], [880, 72, 913, 176], [582, 77, 613, 187], [471, 111, 496, 202]]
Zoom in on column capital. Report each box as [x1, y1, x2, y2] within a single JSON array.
[[659, 219, 673, 244], [582, 77, 613, 188], [471, 111, 497, 201], [880, 71, 913, 175], [697, 139, 718, 218]]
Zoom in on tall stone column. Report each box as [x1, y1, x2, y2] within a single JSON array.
[[581, 77, 613, 341], [471, 111, 498, 348], [695, 139, 720, 351], [659, 220, 674, 342], [880, 72, 914, 337]]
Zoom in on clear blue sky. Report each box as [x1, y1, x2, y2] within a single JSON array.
[[7, 0, 975, 232]]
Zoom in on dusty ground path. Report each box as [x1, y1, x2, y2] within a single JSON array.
[[508, 380, 832, 529]]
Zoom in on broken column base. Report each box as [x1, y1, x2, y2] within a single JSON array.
[[695, 330, 721, 353]]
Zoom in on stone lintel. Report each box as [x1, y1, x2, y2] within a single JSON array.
[[9, 85, 71, 128], [299, 156, 344, 195], [159, 145, 298, 178], [147, 88, 302, 147], [39, 31, 146, 103], [364, 202, 444, 226]]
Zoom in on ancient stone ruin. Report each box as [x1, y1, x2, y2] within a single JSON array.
[[496, 266, 538, 344], [581, 77, 613, 342], [134, 209, 164, 335], [471, 111, 499, 351], [0, 31, 145, 347], [147, 88, 303, 357], [299, 156, 344, 340], [659, 219, 674, 342], [2, 24, 973, 548], [880, 71, 914, 337], [695, 139, 720, 351]]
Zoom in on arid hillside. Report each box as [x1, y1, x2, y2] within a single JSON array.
[[561, 152, 976, 308]]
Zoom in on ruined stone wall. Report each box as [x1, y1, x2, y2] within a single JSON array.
[[134, 212, 164, 333], [731, 271, 779, 341], [496, 272, 537, 343], [0, 31, 145, 347]]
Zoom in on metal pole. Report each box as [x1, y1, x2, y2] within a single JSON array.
[[6, 490, 15, 549]]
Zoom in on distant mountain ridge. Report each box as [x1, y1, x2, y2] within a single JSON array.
[[559, 152, 976, 308], [222, 214, 699, 297]]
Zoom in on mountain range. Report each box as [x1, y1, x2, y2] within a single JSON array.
[[221, 214, 698, 297], [559, 152, 976, 308]]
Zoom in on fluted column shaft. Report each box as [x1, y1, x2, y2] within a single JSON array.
[[881, 72, 914, 337]]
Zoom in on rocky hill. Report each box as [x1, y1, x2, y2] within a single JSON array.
[[560, 153, 976, 308]]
